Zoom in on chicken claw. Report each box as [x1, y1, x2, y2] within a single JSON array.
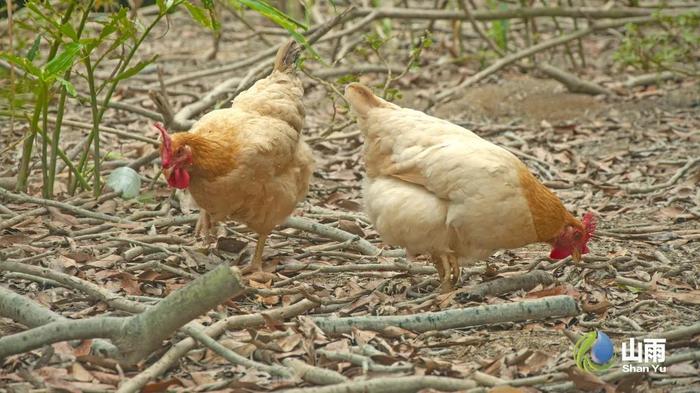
[[241, 232, 269, 275], [434, 255, 454, 293], [449, 255, 461, 286], [195, 212, 216, 244]]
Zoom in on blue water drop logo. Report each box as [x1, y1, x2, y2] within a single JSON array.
[[591, 331, 614, 364], [574, 331, 616, 372]]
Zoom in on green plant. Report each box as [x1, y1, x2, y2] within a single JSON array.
[[0, 0, 179, 197], [359, 30, 432, 101], [226, 0, 316, 57], [486, 0, 509, 52], [614, 11, 700, 76], [1, 1, 88, 196], [0, 0, 313, 199]]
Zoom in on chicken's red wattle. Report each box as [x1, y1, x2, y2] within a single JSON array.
[[168, 168, 190, 189]]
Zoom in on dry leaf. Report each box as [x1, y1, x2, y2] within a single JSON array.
[[47, 206, 79, 226], [566, 367, 615, 393], [337, 219, 365, 236], [581, 300, 611, 314], [70, 363, 93, 382], [73, 340, 92, 357], [142, 379, 183, 393], [488, 387, 528, 393], [382, 326, 417, 338], [653, 290, 700, 305]]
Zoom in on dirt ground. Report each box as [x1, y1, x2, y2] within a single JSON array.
[[1, 3, 699, 393]]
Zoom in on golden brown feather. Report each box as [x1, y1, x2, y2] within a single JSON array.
[[158, 40, 313, 274]]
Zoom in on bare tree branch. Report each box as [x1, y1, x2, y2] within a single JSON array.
[[312, 295, 579, 334], [0, 265, 244, 364]]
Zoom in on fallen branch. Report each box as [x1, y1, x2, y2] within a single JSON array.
[[0, 260, 146, 313], [615, 275, 655, 290], [436, 14, 663, 101], [282, 358, 349, 385], [317, 349, 413, 373], [624, 157, 700, 194], [652, 321, 700, 341], [283, 216, 381, 256], [350, 6, 661, 21], [312, 295, 579, 334], [0, 187, 134, 225], [0, 265, 244, 365], [0, 285, 64, 327], [0, 207, 47, 231], [183, 325, 292, 378], [0, 285, 120, 357], [275, 261, 437, 287], [621, 71, 681, 88], [279, 375, 477, 393], [169, 76, 241, 130], [142, 213, 384, 256], [457, 270, 556, 301], [536, 63, 613, 95], [78, 92, 164, 121], [117, 299, 318, 393]]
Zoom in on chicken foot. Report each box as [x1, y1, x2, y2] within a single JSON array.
[[195, 212, 229, 244], [241, 232, 269, 274], [449, 254, 462, 287], [195, 212, 212, 239], [432, 254, 461, 293]]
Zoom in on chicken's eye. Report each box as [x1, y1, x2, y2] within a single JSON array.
[[573, 232, 582, 240]]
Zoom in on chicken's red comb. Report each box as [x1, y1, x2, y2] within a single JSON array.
[[154, 122, 172, 167], [155, 122, 170, 147], [583, 212, 596, 238]]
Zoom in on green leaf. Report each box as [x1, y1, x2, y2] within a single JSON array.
[[486, 0, 509, 51], [104, 151, 123, 160], [79, 38, 100, 53], [55, 77, 77, 97], [44, 42, 82, 78], [237, 0, 307, 30], [336, 74, 359, 85], [59, 22, 79, 41], [209, 8, 221, 31], [156, 0, 168, 14], [235, 0, 321, 60], [26, 1, 62, 31], [113, 56, 157, 82], [1, 53, 43, 78], [107, 166, 142, 199], [158, 0, 185, 14], [27, 36, 42, 61], [98, 8, 126, 41], [184, 1, 214, 30]]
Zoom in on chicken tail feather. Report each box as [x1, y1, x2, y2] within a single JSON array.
[[274, 40, 301, 73], [344, 83, 390, 117]]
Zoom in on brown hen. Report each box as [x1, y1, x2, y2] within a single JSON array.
[[157, 41, 313, 273]]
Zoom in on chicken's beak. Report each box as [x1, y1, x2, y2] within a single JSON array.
[[571, 248, 582, 263], [163, 167, 172, 179]]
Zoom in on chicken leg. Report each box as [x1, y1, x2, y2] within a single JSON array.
[[432, 254, 454, 293], [433, 254, 445, 286], [448, 254, 461, 287], [432, 254, 461, 293], [195, 211, 213, 241], [241, 232, 269, 274]]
